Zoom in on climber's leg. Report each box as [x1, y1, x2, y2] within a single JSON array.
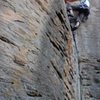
[[71, 9, 89, 31], [69, 16, 77, 31], [66, 2, 74, 17], [70, 6, 90, 31], [71, 22, 80, 31], [72, 7, 85, 29], [71, 14, 81, 31]]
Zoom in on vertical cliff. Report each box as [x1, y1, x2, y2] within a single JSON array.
[[75, 0, 100, 100], [0, 0, 77, 100], [0, 0, 99, 100]]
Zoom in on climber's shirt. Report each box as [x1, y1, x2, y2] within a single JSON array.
[[80, 0, 90, 8]]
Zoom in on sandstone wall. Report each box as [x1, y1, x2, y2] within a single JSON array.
[[75, 0, 100, 100], [0, 0, 76, 100]]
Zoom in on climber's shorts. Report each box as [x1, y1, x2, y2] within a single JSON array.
[[72, 5, 90, 16], [79, 8, 90, 16]]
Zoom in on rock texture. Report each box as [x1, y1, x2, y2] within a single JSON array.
[[75, 0, 100, 100], [0, 0, 76, 100], [0, 0, 99, 100]]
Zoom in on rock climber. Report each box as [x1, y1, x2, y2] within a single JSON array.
[[66, 0, 90, 31]]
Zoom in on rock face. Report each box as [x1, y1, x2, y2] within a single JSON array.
[[75, 0, 100, 100], [0, 0, 100, 100], [0, 0, 76, 100]]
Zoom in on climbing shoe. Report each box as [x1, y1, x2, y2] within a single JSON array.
[[71, 26, 78, 31]]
